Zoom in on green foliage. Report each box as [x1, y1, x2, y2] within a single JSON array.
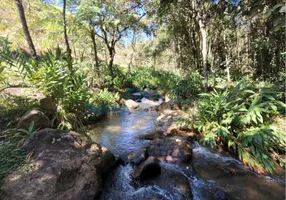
[[0, 129, 27, 188], [34, 50, 89, 112], [0, 45, 89, 132], [192, 79, 286, 173], [130, 67, 179, 91], [32, 51, 89, 132], [17, 121, 36, 136], [89, 89, 120, 115], [170, 71, 203, 101], [105, 64, 133, 89], [52, 106, 85, 132], [0, 94, 40, 126], [0, 37, 13, 86]]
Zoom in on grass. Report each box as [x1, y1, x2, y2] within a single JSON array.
[[0, 94, 39, 192], [0, 94, 40, 130], [0, 129, 27, 192]]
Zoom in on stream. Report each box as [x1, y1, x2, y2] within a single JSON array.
[[88, 100, 285, 200]]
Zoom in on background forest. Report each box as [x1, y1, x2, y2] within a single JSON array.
[[0, 0, 285, 187]]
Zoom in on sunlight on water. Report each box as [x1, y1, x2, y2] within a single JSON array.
[[89, 107, 285, 200]]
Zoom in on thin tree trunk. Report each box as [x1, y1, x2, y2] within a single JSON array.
[[108, 57, 114, 80], [226, 67, 230, 82], [90, 31, 100, 79], [108, 47, 115, 80], [63, 0, 72, 70], [223, 29, 230, 82], [199, 19, 208, 92], [226, 58, 230, 82], [15, 0, 37, 57], [128, 29, 136, 72], [128, 52, 133, 72]]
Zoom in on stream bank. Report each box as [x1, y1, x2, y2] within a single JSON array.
[[89, 99, 285, 200], [0, 89, 284, 200]]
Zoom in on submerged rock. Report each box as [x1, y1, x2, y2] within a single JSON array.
[[128, 148, 148, 165], [17, 108, 51, 130], [132, 156, 161, 180], [139, 166, 193, 200], [138, 128, 164, 140], [214, 191, 229, 200], [1, 128, 117, 200]]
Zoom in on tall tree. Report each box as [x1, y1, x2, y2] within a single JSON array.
[[77, 1, 101, 79], [63, 0, 72, 70], [15, 0, 37, 57], [85, 0, 146, 79], [192, 0, 210, 92]]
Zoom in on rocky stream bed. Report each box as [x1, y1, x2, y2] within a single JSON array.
[[1, 96, 285, 200]]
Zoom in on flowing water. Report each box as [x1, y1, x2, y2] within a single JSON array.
[[88, 102, 285, 200]]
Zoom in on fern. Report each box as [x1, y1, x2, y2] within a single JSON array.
[[192, 78, 286, 173]]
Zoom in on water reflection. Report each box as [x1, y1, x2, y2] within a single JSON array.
[[88, 108, 159, 156]]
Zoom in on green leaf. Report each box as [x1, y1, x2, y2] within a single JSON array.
[[279, 5, 286, 13]]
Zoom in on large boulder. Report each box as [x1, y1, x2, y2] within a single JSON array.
[[17, 108, 51, 130], [39, 97, 57, 112], [1, 128, 117, 200], [125, 99, 140, 109], [156, 109, 193, 137], [132, 156, 161, 180], [146, 138, 192, 164]]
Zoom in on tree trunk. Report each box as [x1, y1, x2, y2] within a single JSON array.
[[128, 53, 133, 72], [128, 29, 136, 72], [15, 0, 37, 57], [199, 19, 208, 92], [108, 57, 114, 80], [226, 64, 230, 82], [223, 30, 230, 82], [90, 31, 100, 79], [108, 47, 115, 80], [63, 0, 72, 70], [226, 53, 231, 82]]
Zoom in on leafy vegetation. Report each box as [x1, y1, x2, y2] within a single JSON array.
[[0, 0, 285, 181], [0, 128, 32, 189], [191, 79, 286, 173], [170, 72, 203, 102], [88, 89, 120, 116]]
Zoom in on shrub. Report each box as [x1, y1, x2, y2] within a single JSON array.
[[0, 94, 40, 126], [170, 71, 203, 102], [33, 51, 89, 110], [100, 64, 133, 89], [1, 46, 89, 132], [130, 67, 179, 91], [88, 89, 120, 115], [0, 128, 28, 188], [192, 78, 286, 173]]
